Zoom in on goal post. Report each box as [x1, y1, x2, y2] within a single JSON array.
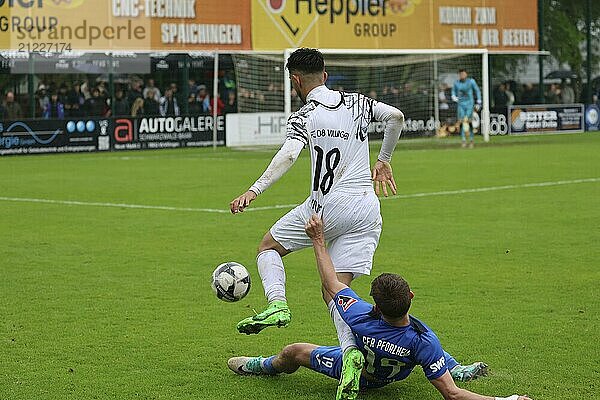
[[284, 48, 490, 142]]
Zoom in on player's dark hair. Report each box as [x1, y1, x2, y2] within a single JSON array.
[[458, 68, 467, 73], [286, 48, 325, 75], [370, 273, 411, 318]]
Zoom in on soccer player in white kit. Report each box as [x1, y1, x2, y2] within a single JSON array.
[[230, 48, 404, 400]]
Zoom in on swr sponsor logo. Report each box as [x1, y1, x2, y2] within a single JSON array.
[[429, 356, 445, 373]]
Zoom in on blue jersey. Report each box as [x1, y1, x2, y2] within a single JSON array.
[[334, 288, 448, 384], [452, 78, 481, 105]]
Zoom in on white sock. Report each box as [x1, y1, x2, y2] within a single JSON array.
[[257, 250, 287, 303], [328, 300, 357, 354]]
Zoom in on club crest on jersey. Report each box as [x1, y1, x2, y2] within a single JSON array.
[[337, 295, 357, 312]]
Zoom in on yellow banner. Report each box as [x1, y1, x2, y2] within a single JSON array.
[[251, 0, 538, 51], [0, 0, 251, 52]]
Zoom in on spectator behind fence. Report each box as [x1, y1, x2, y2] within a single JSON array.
[[493, 83, 509, 114], [58, 84, 68, 106], [80, 81, 91, 100], [212, 93, 225, 115], [521, 83, 538, 105], [97, 82, 109, 101], [188, 92, 202, 115], [127, 79, 143, 105], [37, 84, 49, 117], [84, 88, 106, 117], [169, 82, 183, 105], [160, 88, 180, 117], [43, 93, 65, 119], [546, 83, 560, 103], [223, 91, 237, 114], [4, 91, 22, 119], [189, 79, 198, 97], [131, 97, 144, 117], [560, 79, 575, 104], [113, 89, 130, 117], [143, 78, 161, 102], [197, 84, 211, 113], [223, 71, 236, 93], [143, 89, 160, 116], [66, 83, 85, 117]]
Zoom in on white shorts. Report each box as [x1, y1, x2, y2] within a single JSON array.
[[270, 190, 382, 277]]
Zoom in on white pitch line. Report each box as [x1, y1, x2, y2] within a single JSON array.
[[0, 197, 229, 214], [0, 177, 598, 214], [381, 177, 600, 201]]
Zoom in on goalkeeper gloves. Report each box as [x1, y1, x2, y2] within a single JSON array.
[[451, 95, 459, 103]]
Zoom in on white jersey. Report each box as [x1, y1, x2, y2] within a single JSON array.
[[286, 85, 397, 213]]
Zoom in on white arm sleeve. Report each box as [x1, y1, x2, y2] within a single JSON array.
[[372, 101, 404, 162], [248, 138, 304, 195]]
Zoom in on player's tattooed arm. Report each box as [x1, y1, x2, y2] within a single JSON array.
[[304, 214, 348, 299]]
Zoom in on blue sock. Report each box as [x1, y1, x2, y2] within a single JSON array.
[[261, 356, 279, 375], [444, 351, 459, 371]]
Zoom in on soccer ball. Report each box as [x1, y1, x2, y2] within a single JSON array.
[[211, 262, 251, 302]]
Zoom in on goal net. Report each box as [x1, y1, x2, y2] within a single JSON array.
[[227, 49, 489, 146]]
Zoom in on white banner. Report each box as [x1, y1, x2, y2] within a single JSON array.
[[226, 112, 286, 147]]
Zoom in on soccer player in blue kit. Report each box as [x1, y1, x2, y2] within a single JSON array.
[[452, 68, 482, 148], [228, 215, 532, 400]]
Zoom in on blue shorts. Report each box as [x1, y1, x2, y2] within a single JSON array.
[[309, 346, 387, 389], [457, 102, 474, 120]]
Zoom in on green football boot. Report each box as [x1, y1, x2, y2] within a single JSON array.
[[237, 300, 291, 335], [450, 362, 489, 382], [336, 348, 364, 400]]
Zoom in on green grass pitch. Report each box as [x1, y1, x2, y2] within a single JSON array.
[[1, 133, 599, 400]]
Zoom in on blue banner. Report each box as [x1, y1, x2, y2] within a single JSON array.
[[585, 105, 600, 131]]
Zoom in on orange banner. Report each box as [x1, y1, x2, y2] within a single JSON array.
[[0, 0, 537, 52], [251, 0, 538, 51], [0, 0, 251, 52]]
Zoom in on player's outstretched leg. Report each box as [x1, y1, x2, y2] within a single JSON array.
[[237, 244, 292, 335], [228, 356, 277, 376], [228, 343, 316, 376], [450, 362, 489, 381], [336, 348, 364, 400]]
